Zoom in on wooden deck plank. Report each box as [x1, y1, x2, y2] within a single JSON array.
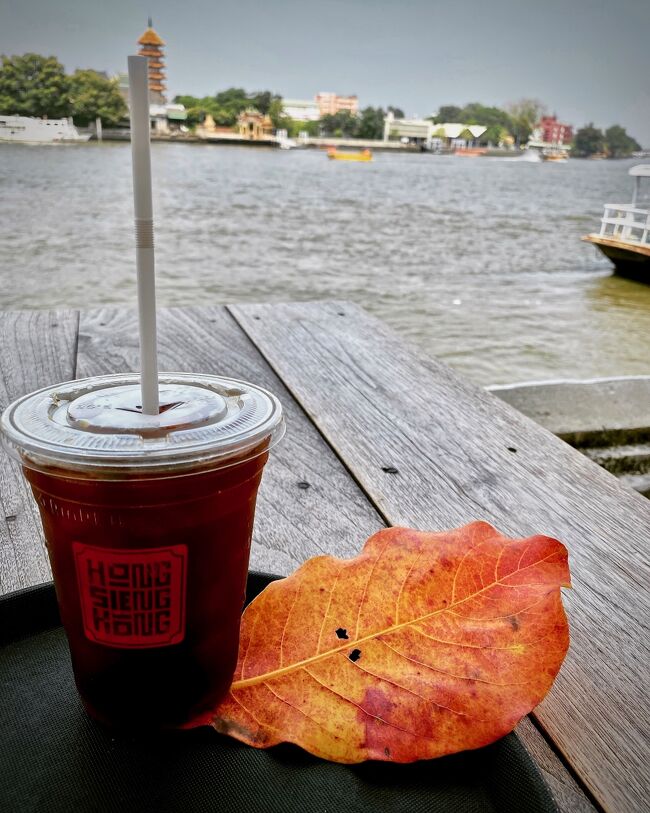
[[0, 310, 79, 594], [75, 305, 384, 574], [516, 718, 597, 813], [231, 299, 649, 813]]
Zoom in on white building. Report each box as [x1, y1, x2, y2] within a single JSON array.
[[149, 103, 187, 134], [383, 112, 436, 145], [429, 122, 487, 149], [383, 113, 487, 149], [282, 99, 320, 122]]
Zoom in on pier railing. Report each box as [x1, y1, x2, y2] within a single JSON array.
[[600, 203, 650, 245]]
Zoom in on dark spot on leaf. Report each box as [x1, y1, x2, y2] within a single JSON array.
[[384, 747, 390, 757], [508, 616, 520, 631], [507, 447, 517, 453], [349, 649, 361, 662], [336, 628, 349, 640], [382, 466, 399, 474], [297, 481, 310, 490]]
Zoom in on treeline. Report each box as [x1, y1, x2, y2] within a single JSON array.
[[174, 90, 404, 141], [173, 89, 284, 128], [433, 100, 542, 145], [2, 53, 642, 155], [573, 124, 640, 158], [0, 53, 127, 125]]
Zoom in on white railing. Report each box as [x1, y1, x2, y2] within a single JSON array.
[[600, 203, 650, 245]]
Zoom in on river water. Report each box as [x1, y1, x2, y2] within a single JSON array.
[[1, 142, 648, 386]]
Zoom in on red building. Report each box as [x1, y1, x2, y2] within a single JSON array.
[[538, 115, 573, 145]]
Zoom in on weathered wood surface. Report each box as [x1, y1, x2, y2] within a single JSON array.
[[231, 300, 649, 813], [0, 310, 78, 593], [0, 304, 605, 813], [516, 718, 596, 813]]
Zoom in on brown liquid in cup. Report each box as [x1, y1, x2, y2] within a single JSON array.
[[25, 447, 269, 730]]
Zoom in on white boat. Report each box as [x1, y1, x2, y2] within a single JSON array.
[[582, 164, 650, 282], [0, 115, 91, 144]]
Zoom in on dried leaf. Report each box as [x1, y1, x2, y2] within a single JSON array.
[[212, 522, 570, 762]]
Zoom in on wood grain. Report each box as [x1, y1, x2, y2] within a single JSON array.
[[232, 299, 649, 813], [76, 305, 384, 574], [0, 310, 79, 594], [516, 718, 596, 813]]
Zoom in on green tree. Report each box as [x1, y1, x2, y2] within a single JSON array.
[[356, 106, 385, 140], [319, 110, 359, 138], [605, 125, 641, 158], [174, 88, 283, 128], [173, 94, 202, 109], [573, 124, 606, 157], [284, 118, 319, 138], [212, 87, 253, 124], [68, 69, 127, 126], [251, 91, 281, 116], [459, 103, 515, 144], [387, 105, 404, 118], [0, 53, 70, 118], [507, 98, 546, 144], [433, 105, 462, 123], [172, 96, 214, 128], [268, 96, 288, 130]]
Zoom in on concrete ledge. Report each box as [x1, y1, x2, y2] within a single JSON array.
[[488, 376, 650, 447]]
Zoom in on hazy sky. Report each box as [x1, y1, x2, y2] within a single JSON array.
[[2, 0, 649, 145]]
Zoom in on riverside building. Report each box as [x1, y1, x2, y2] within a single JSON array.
[[316, 92, 359, 117], [382, 112, 486, 150], [537, 115, 573, 146], [282, 99, 320, 122]]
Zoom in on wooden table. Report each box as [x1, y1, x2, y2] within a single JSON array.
[[1, 302, 648, 813]]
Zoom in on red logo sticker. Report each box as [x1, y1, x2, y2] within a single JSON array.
[[73, 543, 187, 648]]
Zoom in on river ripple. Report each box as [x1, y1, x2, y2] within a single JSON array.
[[1, 142, 648, 385]]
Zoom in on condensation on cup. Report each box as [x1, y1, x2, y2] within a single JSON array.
[[1, 372, 284, 730]]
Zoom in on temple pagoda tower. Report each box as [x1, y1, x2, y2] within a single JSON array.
[[137, 18, 166, 104]]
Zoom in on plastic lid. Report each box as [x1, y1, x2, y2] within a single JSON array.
[[1, 373, 284, 477]]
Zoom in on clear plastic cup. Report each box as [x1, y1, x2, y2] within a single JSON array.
[[1, 373, 284, 730]]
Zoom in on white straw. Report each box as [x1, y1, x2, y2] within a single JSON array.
[[128, 55, 159, 415]]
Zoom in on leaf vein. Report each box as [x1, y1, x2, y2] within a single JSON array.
[[347, 653, 482, 720], [305, 666, 442, 744], [380, 639, 530, 686], [231, 549, 562, 690]]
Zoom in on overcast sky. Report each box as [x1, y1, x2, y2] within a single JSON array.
[[2, 0, 649, 145]]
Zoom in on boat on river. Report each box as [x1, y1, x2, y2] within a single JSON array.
[[0, 116, 91, 144], [327, 148, 372, 162], [582, 164, 650, 281], [541, 150, 569, 162]]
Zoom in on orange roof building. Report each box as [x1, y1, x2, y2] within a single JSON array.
[[137, 18, 166, 103]]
